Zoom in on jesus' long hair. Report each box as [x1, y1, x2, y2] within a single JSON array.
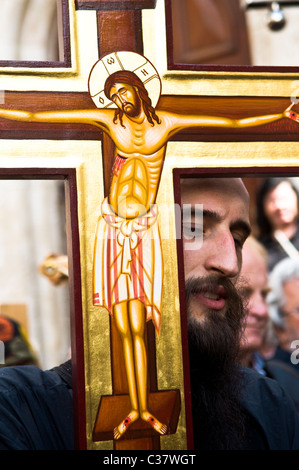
[[104, 70, 161, 128]]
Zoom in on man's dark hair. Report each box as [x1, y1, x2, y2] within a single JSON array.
[[104, 70, 161, 128]]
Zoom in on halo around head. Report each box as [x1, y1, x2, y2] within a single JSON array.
[[88, 51, 162, 109]]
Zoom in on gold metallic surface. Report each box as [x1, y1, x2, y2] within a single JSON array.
[[155, 163, 186, 450]]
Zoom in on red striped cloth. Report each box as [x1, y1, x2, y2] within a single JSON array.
[[93, 198, 163, 333]]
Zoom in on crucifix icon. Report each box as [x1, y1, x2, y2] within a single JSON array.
[[1, 0, 299, 443], [0, 48, 298, 448], [0, 46, 298, 450]]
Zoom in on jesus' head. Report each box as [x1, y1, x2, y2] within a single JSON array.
[[104, 70, 160, 127]]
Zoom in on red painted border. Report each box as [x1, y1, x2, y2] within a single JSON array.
[[75, 0, 157, 10], [0, 167, 86, 450], [0, 0, 71, 69], [64, 169, 87, 450], [172, 169, 194, 450], [172, 165, 299, 450], [165, 0, 299, 74]]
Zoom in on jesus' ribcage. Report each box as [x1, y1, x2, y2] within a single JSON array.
[[110, 153, 163, 219]]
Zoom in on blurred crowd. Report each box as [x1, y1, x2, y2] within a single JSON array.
[[239, 177, 299, 412]]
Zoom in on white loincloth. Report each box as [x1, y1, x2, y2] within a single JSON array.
[[93, 197, 163, 333]]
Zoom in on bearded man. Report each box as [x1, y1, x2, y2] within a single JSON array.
[[181, 177, 299, 450]]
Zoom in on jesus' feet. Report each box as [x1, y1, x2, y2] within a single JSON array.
[[113, 409, 168, 440], [113, 410, 139, 440], [141, 411, 168, 435]]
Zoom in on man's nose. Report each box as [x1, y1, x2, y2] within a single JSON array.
[[249, 294, 268, 319], [206, 234, 240, 279], [274, 197, 287, 210], [118, 93, 125, 104]]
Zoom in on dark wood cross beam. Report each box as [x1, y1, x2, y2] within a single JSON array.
[[2, 93, 298, 186], [1, 0, 299, 452], [75, 0, 157, 9]]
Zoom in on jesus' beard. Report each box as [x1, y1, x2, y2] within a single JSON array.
[[122, 92, 142, 118], [186, 275, 247, 450]]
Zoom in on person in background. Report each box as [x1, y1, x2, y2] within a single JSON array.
[[256, 177, 299, 272], [237, 237, 270, 372], [267, 256, 299, 374], [0, 315, 39, 368], [237, 236, 299, 413], [0, 359, 73, 450]]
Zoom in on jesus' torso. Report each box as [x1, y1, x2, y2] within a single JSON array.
[[104, 111, 175, 219]]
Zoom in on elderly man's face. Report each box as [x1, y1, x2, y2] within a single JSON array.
[[280, 278, 299, 342], [238, 241, 270, 354], [181, 178, 250, 324]]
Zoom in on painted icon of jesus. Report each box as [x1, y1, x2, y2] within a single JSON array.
[[0, 51, 298, 440]]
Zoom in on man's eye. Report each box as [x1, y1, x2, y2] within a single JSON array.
[[262, 290, 270, 300], [183, 223, 203, 240]]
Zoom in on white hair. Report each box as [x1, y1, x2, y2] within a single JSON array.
[[267, 257, 299, 328]]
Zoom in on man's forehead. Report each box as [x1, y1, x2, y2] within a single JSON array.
[[110, 82, 131, 91], [180, 177, 249, 204]]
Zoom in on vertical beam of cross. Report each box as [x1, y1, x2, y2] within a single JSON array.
[[78, 0, 164, 451]]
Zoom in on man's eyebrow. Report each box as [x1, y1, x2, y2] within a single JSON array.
[[189, 207, 221, 220], [110, 87, 126, 100], [190, 207, 222, 222], [202, 209, 222, 222]]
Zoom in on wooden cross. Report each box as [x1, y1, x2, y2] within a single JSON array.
[[0, 0, 182, 451], [1, 0, 299, 452]]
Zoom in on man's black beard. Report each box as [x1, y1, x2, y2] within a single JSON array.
[[186, 275, 247, 450]]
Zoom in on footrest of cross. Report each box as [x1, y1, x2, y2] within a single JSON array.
[[92, 389, 181, 442]]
